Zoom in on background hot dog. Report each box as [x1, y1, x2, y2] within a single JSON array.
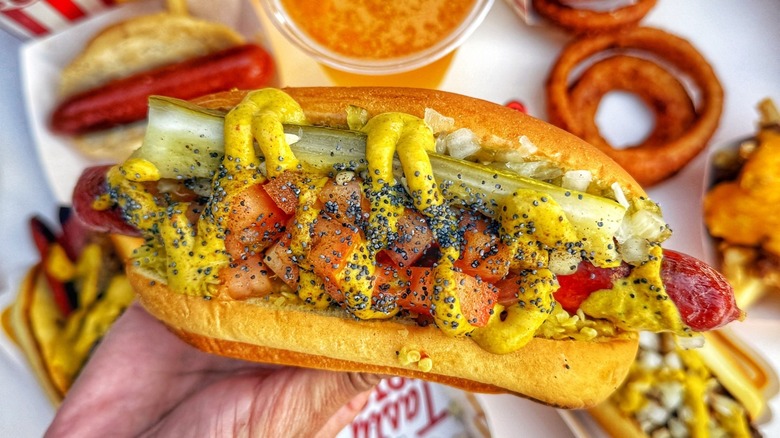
[[48, 6, 277, 161], [51, 43, 274, 135]]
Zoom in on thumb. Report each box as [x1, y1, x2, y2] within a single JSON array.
[[314, 375, 381, 437], [259, 370, 382, 437]]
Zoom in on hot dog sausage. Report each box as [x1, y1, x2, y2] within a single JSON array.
[[50, 43, 274, 135]]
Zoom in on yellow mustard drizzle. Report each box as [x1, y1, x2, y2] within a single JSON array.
[[678, 348, 752, 438], [297, 269, 331, 309], [471, 268, 556, 353], [580, 245, 687, 335], [108, 163, 227, 296], [289, 176, 328, 262], [681, 350, 710, 438], [458, 191, 578, 350], [106, 89, 311, 296], [290, 175, 397, 319], [499, 190, 579, 270], [360, 113, 436, 251], [361, 113, 483, 333], [224, 88, 307, 179]]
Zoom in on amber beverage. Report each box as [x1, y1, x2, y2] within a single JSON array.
[[262, 0, 493, 83]]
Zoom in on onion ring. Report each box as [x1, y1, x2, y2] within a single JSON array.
[[546, 27, 724, 187], [531, 0, 657, 34], [569, 55, 696, 151]]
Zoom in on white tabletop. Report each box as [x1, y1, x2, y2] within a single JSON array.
[[1, 0, 779, 436]]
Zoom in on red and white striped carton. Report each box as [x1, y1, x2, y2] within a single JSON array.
[[338, 377, 491, 438], [0, 0, 117, 40]]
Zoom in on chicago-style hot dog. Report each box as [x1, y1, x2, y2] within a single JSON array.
[[72, 87, 741, 408]]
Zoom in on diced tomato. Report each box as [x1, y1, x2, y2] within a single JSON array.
[[391, 267, 496, 327], [225, 183, 289, 258], [308, 216, 363, 287], [453, 211, 511, 282], [383, 208, 433, 267], [323, 279, 345, 304], [218, 253, 276, 300], [554, 261, 631, 314], [450, 272, 498, 327], [403, 267, 434, 315], [317, 178, 369, 225], [263, 171, 306, 215], [494, 276, 522, 307], [263, 228, 299, 290], [374, 263, 410, 294]]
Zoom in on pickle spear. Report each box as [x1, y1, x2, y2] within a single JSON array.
[[134, 96, 627, 264]]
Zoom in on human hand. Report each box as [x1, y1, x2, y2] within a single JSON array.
[[45, 303, 380, 437]]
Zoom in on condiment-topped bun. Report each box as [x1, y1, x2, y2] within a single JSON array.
[[78, 87, 738, 409]]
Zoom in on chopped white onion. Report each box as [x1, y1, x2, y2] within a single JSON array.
[[639, 350, 663, 370], [639, 331, 661, 352], [548, 250, 580, 275], [663, 352, 683, 370], [657, 381, 684, 411], [630, 209, 668, 240], [675, 333, 705, 350], [443, 128, 480, 159], [611, 182, 630, 208], [495, 149, 526, 163], [335, 171, 355, 185], [668, 418, 688, 437], [424, 108, 455, 134], [619, 236, 649, 264], [435, 136, 448, 154], [518, 135, 538, 155], [651, 428, 672, 438], [637, 400, 669, 426], [711, 394, 740, 416], [285, 133, 301, 145], [616, 209, 668, 257], [562, 170, 592, 192]]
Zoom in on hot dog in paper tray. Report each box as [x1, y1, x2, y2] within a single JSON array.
[[588, 329, 778, 437]]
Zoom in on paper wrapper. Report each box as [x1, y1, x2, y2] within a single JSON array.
[[338, 378, 491, 438], [0, 0, 118, 40]]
